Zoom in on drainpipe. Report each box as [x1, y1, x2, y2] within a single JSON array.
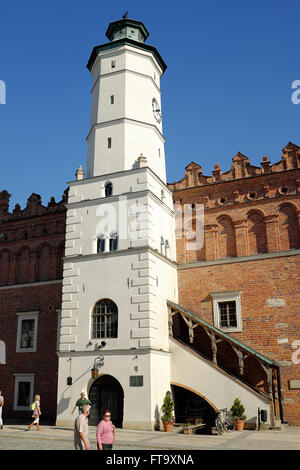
[[277, 366, 287, 424]]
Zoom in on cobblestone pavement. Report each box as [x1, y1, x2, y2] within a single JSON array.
[[0, 424, 300, 450], [0, 436, 145, 450]]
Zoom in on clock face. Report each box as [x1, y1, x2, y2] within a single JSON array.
[[152, 98, 161, 123]]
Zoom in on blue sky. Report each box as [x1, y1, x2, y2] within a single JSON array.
[[0, 0, 299, 209]]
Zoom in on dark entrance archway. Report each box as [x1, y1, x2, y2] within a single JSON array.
[[171, 384, 216, 434], [88, 374, 124, 428]]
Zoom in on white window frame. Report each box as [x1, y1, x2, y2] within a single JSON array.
[[16, 311, 39, 353], [0, 340, 5, 364], [211, 291, 242, 332], [13, 374, 34, 411]]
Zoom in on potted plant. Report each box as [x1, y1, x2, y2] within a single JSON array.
[[230, 398, 246, 431], [161, 391, 175, 432]]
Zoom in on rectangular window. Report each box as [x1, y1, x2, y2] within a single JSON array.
[[130, 376, 143, 387], [20, 319, 35, 348], [108, 137, 112, 149], [110, 95, 114, 104], [17, 381, 31, 406], [111, 60, 116, 68], [218, 301, 237, 328], [16, 312, 38, 352], [211, 291, 242, 332], [13, 374, 34, 411]]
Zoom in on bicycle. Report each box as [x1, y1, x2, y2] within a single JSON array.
[[215, 408, 235, 435]]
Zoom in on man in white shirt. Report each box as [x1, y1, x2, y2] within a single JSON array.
[[74, 404, 91, 450]]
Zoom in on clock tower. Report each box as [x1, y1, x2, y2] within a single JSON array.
[[56, 18, 178, 431], [86, 18, 167, 181]]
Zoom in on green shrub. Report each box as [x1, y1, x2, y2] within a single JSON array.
[[161, 391, 175, 422], [230, 398, 246, 420]]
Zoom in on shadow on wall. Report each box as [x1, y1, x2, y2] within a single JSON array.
[[57, 396, 71, 416], [57, 366, 93, 415], [154, 404, 160, 431]]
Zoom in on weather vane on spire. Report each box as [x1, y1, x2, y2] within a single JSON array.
[[122, 10, 129, 19]]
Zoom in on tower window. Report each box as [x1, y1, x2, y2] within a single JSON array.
[[158, 148, 161, 158], [92, 299, 118, 339], [109, 232, 118, 251], [105, 182, 113, 197], [111, 60, 116, 68], [97, 235, 105, 253], [108, 138, 112, 149], [110, 95, 114, 105]]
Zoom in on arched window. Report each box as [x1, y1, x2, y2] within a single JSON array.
[[217, 215, 236, 259], [105, 182, 113, 197], [97, 235, 106, 253], [247, 211, 267, 255], [278, 204, 299, 250], [0, 250, 10, 285], [109, 232, 118, 251], [91, 299, 118, 339], [36, 244, 52, 281], [56, 242, 65, 279], [16, 247, 30, 284]]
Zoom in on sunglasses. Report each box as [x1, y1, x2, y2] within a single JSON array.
[[104, 414, 111, 417]]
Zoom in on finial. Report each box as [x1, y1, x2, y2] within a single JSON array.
[[76, 165, 84, 181], [137, 153, 147, 168], [122, 10, 129, 18]]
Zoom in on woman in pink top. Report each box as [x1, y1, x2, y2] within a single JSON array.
[[96, 409, 115, 450]]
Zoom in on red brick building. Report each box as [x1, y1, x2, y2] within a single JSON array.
[[0, 190, 66, 423], [168, 141, 300, 425]]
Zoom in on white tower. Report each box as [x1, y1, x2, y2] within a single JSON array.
[[56, 18, 178, 430], [86, 19, 167, 181]]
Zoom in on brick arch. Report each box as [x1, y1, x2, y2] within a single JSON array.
[[16, 246, 31, 283], [36, 243, 53, 281], [0, 249, 10, 285], [277, 203, 299, 250], [246, 210, 267, 255], [217, 215, 236, 259]]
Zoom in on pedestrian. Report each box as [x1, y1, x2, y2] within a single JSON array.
[[71, 391, 91, 415], [74, 404, 91, 450], [0, 390, 4, 430], [26, 394, 41, 431], [96, 409, 115, 450]]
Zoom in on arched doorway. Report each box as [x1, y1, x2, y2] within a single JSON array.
[[88, 375, 124, 428], [171, 384, 216, 434]]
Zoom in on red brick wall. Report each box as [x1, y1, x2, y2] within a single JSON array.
[[171, 155, 300, 424], [177, 256, 300, 424], [0, 192, 66, 423], [0, 283, 62, 423]]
